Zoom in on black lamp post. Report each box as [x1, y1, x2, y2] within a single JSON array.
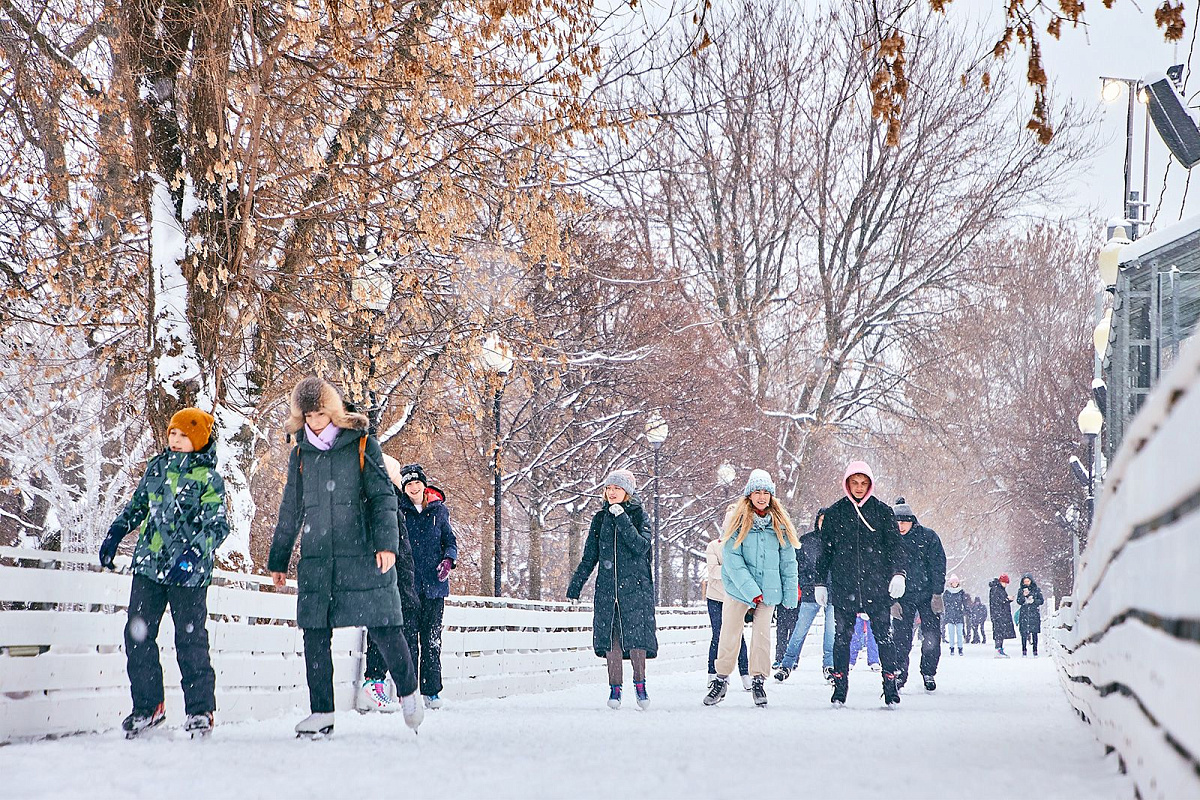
[[1075, 399, 1104, 587], [480, 332, 513, 597], [646, 413, 669, 605]]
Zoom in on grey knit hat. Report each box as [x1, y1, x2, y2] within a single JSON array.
[[743, 469, 776, 496], [604, 469, 637, 498], [893, 497, 917, 523]]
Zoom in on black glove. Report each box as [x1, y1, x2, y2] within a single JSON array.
[[98, 532, 122, 570]]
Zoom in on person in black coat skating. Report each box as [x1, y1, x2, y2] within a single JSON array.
[[989, 574, 1016, 657], [813, 460, 908, 706], [1017, 573, 1045, 656], [889, 498, 946, 691]]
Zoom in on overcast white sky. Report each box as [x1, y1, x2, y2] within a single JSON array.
[[949, 2, 1200, 232]]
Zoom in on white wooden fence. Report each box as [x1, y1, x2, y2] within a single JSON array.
[[0, 549, 710, 743], [1048, 336, 1200, 800]]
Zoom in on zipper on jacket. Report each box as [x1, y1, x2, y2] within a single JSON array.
[[612, 512, 621, 645]]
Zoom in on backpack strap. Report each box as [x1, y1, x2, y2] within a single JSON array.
[[359, 437, 366, 471], [294, 445, 302, 475]]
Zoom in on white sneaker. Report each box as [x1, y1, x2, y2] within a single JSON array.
[[741, 674, 753, 691], [295, 712, 335, 738], [361, 679, 401, 713], [399, 692, 424, 731]]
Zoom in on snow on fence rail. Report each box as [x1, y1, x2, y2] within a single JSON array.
[[1048, 336, 1200, 800], [0, 548, 710, 744]]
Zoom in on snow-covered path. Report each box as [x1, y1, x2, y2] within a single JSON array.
[[5, 647, 1130, 800]]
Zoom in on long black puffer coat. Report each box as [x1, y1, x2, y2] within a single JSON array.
[[268, 426, 402, 630], [942, 586, 967, 624], [566, 497, 658, 659], [1016, 573, 1045, 633], [989, 578, 1017, 641], [814, 496, 907, 614]]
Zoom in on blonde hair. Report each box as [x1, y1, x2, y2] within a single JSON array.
[[723, 496, 800, 549]]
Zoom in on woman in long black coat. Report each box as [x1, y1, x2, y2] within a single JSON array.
[[566, 469, 658, 711], [1017, 573, 1045, 656], [988, 575, 1016, 658]]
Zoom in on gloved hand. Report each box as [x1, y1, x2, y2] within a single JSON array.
[[931, 595, 945, 615], [888, 574, 906, 599], [609, 504, 624, 517], [436, 558, 453, 582], [890, 602, 903, 619], [813, 586, 828, 607], [98, 533, 122, 570], [753, 595, 763, 605]]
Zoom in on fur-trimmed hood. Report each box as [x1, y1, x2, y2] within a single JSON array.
[[284, 376, 369, 434]]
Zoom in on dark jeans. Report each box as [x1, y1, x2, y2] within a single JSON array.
[[305, 626, 415, 713], [774, 604, 800, 664], [832, 605, 897, 677], [125, 575, 216, 715], [706, 598, 748, 676], [1021, 629, 1039, 655], [365, 595, 445, 696], [893, 597, 941, 678]]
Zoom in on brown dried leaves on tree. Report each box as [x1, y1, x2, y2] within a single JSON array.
[[870, 0, 1188, 146]]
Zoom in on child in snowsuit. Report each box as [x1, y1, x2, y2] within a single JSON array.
[[99, 407, 229, 738], [567, 469, 658, 710], [1017, 573, 1045, 656], [703, 469, 799, 708], [269, 377, 422, 736]]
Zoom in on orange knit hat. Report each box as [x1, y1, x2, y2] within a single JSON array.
[[168, 407, 215, 452]]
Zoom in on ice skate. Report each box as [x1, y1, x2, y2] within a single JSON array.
[[184, 712, 214, 739], [423, 694, 445, 709], [703, 676, 728, 706], [823, 666, 835, 684], [295, 712, 335, 740], [607, 685, 622, 710], [751, 676, 767, 707], [882, 672, 901, 707], [830, 672, 848, 705], [360, 679, 401, 713], [634, 682, 650, 710], [741, 674, 753, 691], [399, 692, 424, 731], [122, 703, 166, 739], [922, 674, 937, 692], [773, 667, 791, 682]]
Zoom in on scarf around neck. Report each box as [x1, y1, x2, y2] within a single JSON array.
[[305, 423, 341, 451]]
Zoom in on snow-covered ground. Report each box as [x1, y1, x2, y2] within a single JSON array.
[[4, 646, 1131, 800]]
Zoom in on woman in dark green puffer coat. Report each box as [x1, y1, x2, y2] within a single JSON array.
[[566, 469, 658, 711], [268, 376, 421, 737]]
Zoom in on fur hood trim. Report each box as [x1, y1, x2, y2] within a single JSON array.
[[285, 376, 369, 434]]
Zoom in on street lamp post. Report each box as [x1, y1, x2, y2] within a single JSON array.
[[351, 252, 394, 433], [646, 413, 669, 605], [480, 332, 513, 597], [1076, 399, 1104, 588], [1100, 77, 1151, 238]]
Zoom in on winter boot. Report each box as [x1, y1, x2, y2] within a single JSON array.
[[607, 685, 622, 710], [773, 667, 791, 682], [122, 703, 166, 739], [741, 674, 753, 691], [634, 682, 650, 711], [957, 647, 963, 655], [751, 676, 768, 707], [922, 674, 937, 692], [423, 694, 445, 709], [184, 712, 214, 739], [882, 673, 901, 707], [361, 679, 401, 713], [399, 692, 424, 731], [295, 712, 335, 739], [703, 676, 728, 706], [830, 672, 848, 705]]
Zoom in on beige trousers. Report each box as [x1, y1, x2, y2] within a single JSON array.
[[715, 597, 774, 678]]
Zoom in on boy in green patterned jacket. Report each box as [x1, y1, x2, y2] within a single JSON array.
[[99, 407, 229, 738]]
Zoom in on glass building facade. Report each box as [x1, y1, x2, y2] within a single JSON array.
[[1104, 224, 1200, 459]]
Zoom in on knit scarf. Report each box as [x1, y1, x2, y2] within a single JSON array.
[[305, 423, 341, 451]]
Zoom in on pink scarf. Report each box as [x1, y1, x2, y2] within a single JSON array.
[[305, 423, 341, 451]]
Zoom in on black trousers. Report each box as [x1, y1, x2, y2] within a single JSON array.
[[774, 605, 800, 664], [304, 626, 415, 713], [364, 595, 445, 696], [1021, 629, 1039, 655], [125, 575, 216, 716], [893, 597, 942, 678], [832, 605, 897, 677]]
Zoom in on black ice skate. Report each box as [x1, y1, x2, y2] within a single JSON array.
[[184, 712, 214, 739], [830, 672, 848, 706], [294, 712, 335, 739], [122, 703, 166, 739], [773, 667, 791, 682], [751, 676, 767, 707], [703, 676, 728, 706], [922, 674, 937, 692], [882, 672, 901, 707]]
